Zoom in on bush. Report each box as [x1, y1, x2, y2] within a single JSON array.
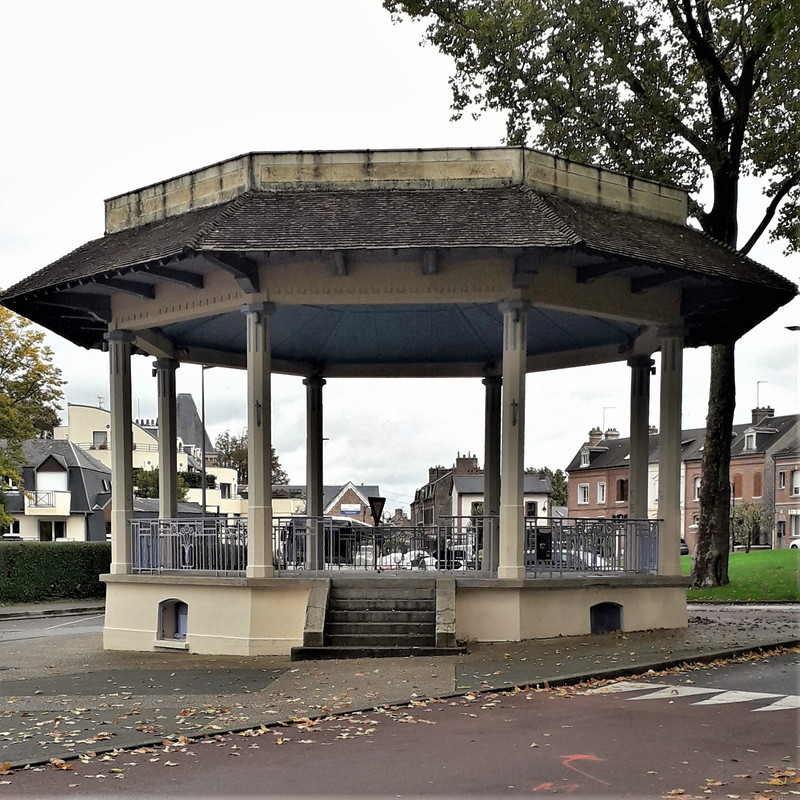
[[0, 541, 110, 603]]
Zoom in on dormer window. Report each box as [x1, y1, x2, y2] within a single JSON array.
[[744, 432, 756, 451], [580, 449, 590, 467]]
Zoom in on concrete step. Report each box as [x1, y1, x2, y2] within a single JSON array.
[[291, 645, 463, 661], [329, 587, 435, 602], [327, 577, 437, 591], [326, 632, 436, 648], [327, 609, 435, 624], [328, 598, 435, 613], [326, 621, 435, 637]]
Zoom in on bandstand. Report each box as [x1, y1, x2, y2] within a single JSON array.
[[3, 147, 794, 655]]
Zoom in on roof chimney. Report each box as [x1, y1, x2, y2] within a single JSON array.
[[752, 407, 775, 425], [588, 427, 603, 446], [455, 452, 480, 475], [649, 425, 658, 435], [604, 428, 620, 440]]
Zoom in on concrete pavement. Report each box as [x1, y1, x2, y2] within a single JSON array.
[[1, 600, 797, 769]]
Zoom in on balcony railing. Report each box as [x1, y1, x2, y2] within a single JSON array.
[[30, 490, 55, 508], [129, 515, 659, 577], [524, 517, 659, 577]]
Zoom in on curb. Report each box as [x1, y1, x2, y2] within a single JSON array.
[[0, 605, 105, 621]]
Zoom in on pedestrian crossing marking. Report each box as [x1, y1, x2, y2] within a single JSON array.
[[752, 695, 800, 712], [585, 681, 799, 712], [691, 690, 782, 706]]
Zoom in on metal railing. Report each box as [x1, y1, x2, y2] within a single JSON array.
[[272, 516, 497, 573], [524, 517, 659, 577], [131, 517, 247, 576], [30, 490, 55, 507], [128, 515, 657, 578]]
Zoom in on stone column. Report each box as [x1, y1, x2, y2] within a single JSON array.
[[242, 303, 274, 578], [657, 330, 684, 576], [498, 302, 527, 580], [105, 330, 135, 575], [628, 356, 653, 519], [304, 375, 326, 569], [483, 375, 502, 572], [153, 358, 179, 520]]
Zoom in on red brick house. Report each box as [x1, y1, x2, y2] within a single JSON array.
[[567, 408, 800, 549]]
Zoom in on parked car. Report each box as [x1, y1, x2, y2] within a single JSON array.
[[789, 538, 800, 550]]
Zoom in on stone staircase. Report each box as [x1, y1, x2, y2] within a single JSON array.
[[291, 576, 460, 660]]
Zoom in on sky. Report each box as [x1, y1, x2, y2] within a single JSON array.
[[1, 0, 797, 514]]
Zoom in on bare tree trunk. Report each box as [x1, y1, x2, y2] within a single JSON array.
[[691, 341, 736, 587]]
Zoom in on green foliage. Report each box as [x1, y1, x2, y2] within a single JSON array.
[[132, 468, 189, 501], [525, 466, 568, 507], [0, 542, 110, 603], [731, 502, 771, 552], [0, 307, 64, 527], [214, 429, 289, 485], [683, 549, 800, 603]]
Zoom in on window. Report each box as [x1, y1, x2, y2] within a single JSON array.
[[732, 475, 743, 498], [744, 432, 756, 451], [220, 483, 232, 500], [753, 472, 763, 497], [525, 501, 537, 517], [580, 450, 590, 467], [38, 520, 66, 541], [92, 430, 108, 449], [792, 470, 799, 496], [779, 471, 786, 490], [577, 484, 590, 505], [615, 479, 628, 502], [777, 521, 786, 539], [693, 476, 701, 500], [597, 482, 606, 504]]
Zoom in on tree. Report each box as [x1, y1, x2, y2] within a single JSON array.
[[526, 466, 568, 507], [385, 0, 800, 587], [0, 307, 64, 527], [214, 429, 289, 486], [731, 502, 770, 553], [132, 468, 189, 502]]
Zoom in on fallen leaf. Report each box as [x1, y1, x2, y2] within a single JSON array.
[[0, 763, 12, 776], [50, 758, 74, 771]]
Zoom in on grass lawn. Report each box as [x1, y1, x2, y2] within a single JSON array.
[[683, 548, 800, 603]]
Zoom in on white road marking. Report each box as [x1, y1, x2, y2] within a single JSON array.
[[626, 685, 720, 700], [691, 690, 782, 706], [45, 614, 104, 630], [752, 695, 800, 712]]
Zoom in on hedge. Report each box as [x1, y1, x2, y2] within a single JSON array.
[[0, 541, 111, 603]]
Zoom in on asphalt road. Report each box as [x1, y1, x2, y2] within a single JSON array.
[[0, 613, 105, 643], [4, 650, 797, 798]]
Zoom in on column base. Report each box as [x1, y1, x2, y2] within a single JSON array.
[[246, 564, 275, 579], [497, 565, 526, 580]]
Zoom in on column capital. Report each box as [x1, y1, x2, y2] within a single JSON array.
[[627, 355, 655, 370], [498, 299, 527, 317], [657, 326, 686, 342], [152, 358, 180, 372], [104, 329, 135, 345], [482, 375, 502, 388], [303, 375, 327, 388], [241, 301, 276, 318]]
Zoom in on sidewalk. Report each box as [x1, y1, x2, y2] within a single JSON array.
[[1, 601, 797, 769]]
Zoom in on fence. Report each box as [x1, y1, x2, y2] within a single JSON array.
[[131, 517, 247, 576], [524, 517, 659, 577], [271, 516, 496, 573], [129, 515, 658, 577]]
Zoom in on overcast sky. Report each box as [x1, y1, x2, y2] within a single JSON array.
[[2, 0, 797, 513]]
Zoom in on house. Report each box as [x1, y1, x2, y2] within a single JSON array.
[[272, 481, 381, 524], [566, 407, 800, 549], [1, 439, 112, 542], [54, 401, 246, 518], [412, 453, 552, 526]]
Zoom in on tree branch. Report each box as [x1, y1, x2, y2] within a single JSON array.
[[740, 171, 800, 254]]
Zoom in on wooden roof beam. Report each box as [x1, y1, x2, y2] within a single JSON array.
[[200, 251, 260, 293]]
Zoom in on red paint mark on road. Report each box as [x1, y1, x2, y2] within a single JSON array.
[[531, 782, 579, 793], [560, 754, 611, 786]]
